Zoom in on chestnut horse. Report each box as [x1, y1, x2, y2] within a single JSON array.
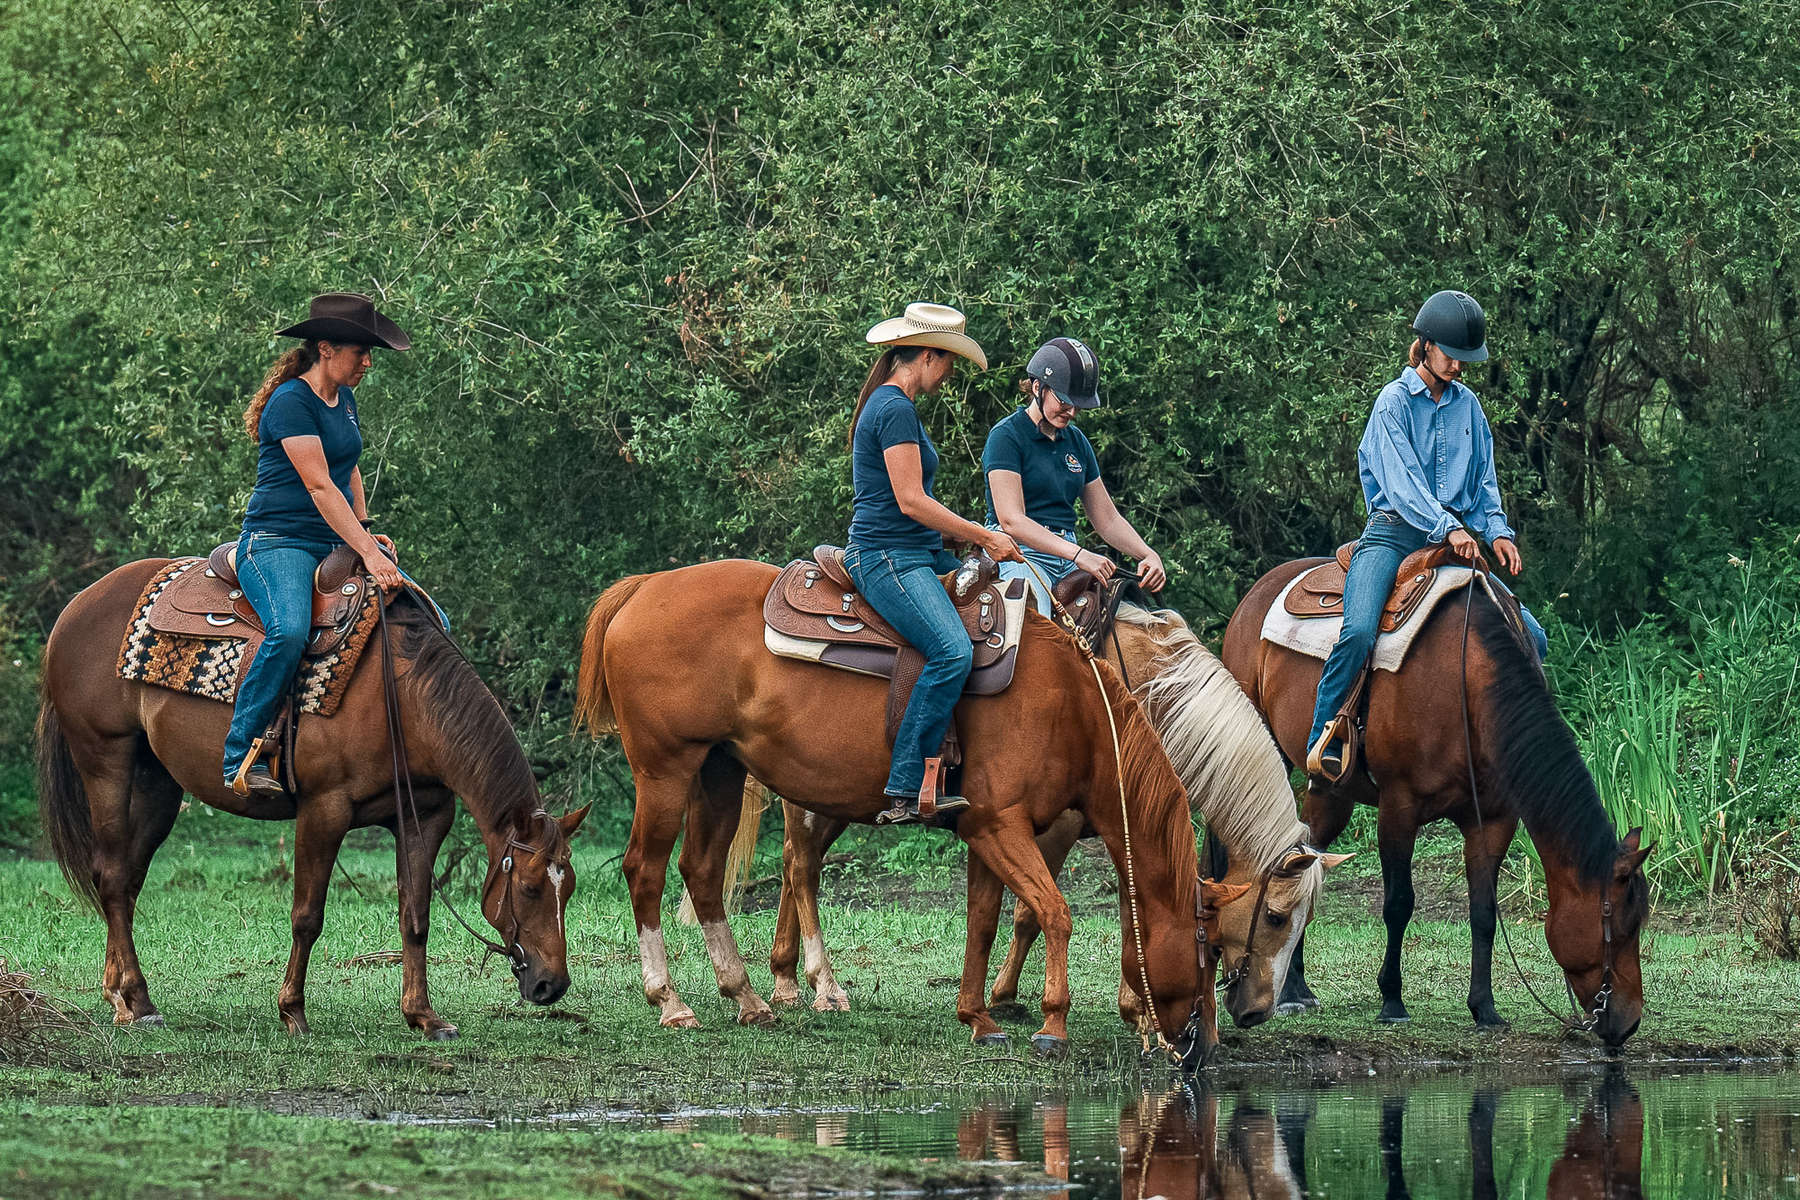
[[37, 558, 588, 1039], [575, 560, 1215, 1063], [765, 600, 1350, 1031], [1222, 560, 1651, 1046]]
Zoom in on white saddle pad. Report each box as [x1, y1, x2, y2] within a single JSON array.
[[1260, 565, 1501, 672]]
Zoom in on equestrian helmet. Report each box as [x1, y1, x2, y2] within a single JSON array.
[[1026, 337, 1101, 409], [1410, 290, 1488, 363]]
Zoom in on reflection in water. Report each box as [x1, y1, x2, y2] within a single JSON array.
[[640, 1068, 1800, 1198]]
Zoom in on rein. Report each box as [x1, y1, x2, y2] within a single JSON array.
[[1455, 576, 1616, 1036], [1022, 558, 1207, 1065], [374, 588, 551, 976]]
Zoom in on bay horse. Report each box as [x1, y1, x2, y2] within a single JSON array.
[[37, 558, 588, 1039], [575, 560, 1215, 1063], [1222, 559, 1651, 1046], [765, 600, 1350, 1032]]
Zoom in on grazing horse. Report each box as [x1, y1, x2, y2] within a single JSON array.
[[767, 601, 1349, 1032], [575, 560, 1214, 1062], [1222, 560, 1651, 1046], [37, 558, 587, 1038]]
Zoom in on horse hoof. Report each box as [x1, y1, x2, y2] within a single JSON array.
[[989, 1001, 1031, 1023], [1276, 997, 1322, 1016], [770, 987, 802, 1008], [974, 1032, 1010, 1048], [425, 1025, 459, 1042], [738, 1008, 778, 1027], [1377, 1012, 1411, 1025], [1474, 1017, 1509, 1031], [1031, 1035, 1069, 1061], [661, 1012, 701, 1030], [811, 993, 850, 1013], [133, 1012, 165, 1028]]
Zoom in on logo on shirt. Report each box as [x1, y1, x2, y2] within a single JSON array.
[[1065, 453, 1083, 474]]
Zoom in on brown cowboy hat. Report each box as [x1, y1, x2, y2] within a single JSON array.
[[276, 292, 412, 351]]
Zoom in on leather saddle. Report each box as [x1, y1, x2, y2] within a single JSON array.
[[145, 542, 370, 658], [1282, 541, 1462, 633], [1050, 568, 1133, 647], [764, 546, 1029, 752]]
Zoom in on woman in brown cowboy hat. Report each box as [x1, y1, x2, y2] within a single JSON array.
[[843, 303, 1023, 826], [223, 293, 410, 796]]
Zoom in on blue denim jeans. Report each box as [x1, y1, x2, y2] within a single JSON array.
[[1309, 513, 1549, 748], [222, 531, 339, 782], [990, 525, 1078, 616], [844, 544, 970, 796]]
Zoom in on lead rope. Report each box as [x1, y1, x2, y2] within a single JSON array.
[[1020, 557, 1170, 1057], [1457, 573, 1611, 1034]]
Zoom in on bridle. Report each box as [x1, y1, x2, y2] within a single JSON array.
[[1455, 575, 1619, 1036], [1209, 849, 1308, 997], [375, 587, 564, 977]]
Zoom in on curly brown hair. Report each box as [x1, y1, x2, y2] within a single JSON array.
[[243, 340, 322, 441]]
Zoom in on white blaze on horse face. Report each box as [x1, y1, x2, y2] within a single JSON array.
[[547, 863, 567, 937]]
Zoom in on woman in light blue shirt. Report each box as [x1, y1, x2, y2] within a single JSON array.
[[1309, 291, 1549, 780]]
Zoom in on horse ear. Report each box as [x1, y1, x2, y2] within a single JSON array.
[[1280, 849, 1318, 873], [559, 804, 592, 839], [1318, 851, 1355, 871], [1616, 840, 1653, 878], [1204, 879, 1254, 908], [1622, 826, 1644, 852]]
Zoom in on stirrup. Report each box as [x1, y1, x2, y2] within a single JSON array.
[[1305, 718, 1356, 786], [231, 741, 282, 798]]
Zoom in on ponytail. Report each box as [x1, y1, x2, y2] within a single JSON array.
[[1408, 338, 1427, 368], [244, 341, 322, 440], [847, 346, 927, 450]]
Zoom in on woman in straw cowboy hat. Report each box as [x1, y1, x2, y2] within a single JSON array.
[[223, 293, 411, 797], [844, 303, 1023, 827]]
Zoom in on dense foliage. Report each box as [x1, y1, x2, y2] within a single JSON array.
[[2, 0, 1797, 841]]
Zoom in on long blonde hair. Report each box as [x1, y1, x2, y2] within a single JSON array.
[[244, 340, 322, 440], [847, 345, 929, 450]]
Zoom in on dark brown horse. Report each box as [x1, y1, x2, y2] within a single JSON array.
[[1222, 560, 1651, 1046], [575, 560, 1215, 1062], [37, 558, 587, 1039]]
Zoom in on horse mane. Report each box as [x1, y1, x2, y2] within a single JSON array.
[[1116, 603, 1307, 871], [1469, 592, 1618, 883], [1032, 617, 1197, 913], [391, 595, 546, 837]]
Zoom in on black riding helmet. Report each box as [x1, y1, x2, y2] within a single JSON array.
[[1025, 337, 1102, 409], [1411, 290, 1488, 363]]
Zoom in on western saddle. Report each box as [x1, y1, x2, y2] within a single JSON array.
[[763, 546, 1029, 816], [1282, 540, 1461, 632], [143, 542, 371, 657]]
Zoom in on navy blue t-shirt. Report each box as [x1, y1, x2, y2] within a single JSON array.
[[981, 407, 1101, 531], [849, 385, 941, 550], [242, 377, 362, 542]]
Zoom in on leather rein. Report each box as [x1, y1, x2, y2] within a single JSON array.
[[374, 586, 555, 977], [1455, 575, 1616, 1035]]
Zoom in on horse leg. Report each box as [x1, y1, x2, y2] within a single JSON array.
[[771, 803, 851, 1012], [990, 812, 1079, 1020], [1461, 815, 1517, 1029], [278, 796, 352, 1035], [90, 747, 181, 1025], [1375, 805, 1419, 1024], [963, 813, 1075, 1057], [1278, 780, 1361, 1014], [679, 749, 775, 1026], [957, 850, 1010, 1047], [393, 788, 459, 1040], [622, 754, 707, 1028]]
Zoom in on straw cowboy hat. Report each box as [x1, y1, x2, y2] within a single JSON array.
[[276, 292, 412, 351], [864, 302, 987, 370]]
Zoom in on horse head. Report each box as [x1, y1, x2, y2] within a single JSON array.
[[481, 804, 590, 1006], [1545, 827, 1653, 1047], [1216, 846, 1352, 1029]]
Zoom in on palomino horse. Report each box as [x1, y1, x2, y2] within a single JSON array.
[[767, 601, 1350, 1032], [37, 559, 587, 1038], [1222, 560, 1651, 1046], [576, 560, 1216, 1063]]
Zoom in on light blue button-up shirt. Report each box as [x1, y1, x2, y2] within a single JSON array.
[[1357, 367, 1515, 545]]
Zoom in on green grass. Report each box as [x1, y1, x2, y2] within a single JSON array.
[[2, 817, 1795, 1122]]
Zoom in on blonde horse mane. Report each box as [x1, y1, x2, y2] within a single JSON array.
[[1115, 603, 1308, 871]]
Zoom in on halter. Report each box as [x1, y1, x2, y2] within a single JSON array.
[[1456, 577, 1619, 1036], [375, 590, 563, 975]]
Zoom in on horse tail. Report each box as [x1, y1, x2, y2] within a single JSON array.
[[35, 685, 99, 912], [574, 574, 652, 736], [676, 777, 768, 926]]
